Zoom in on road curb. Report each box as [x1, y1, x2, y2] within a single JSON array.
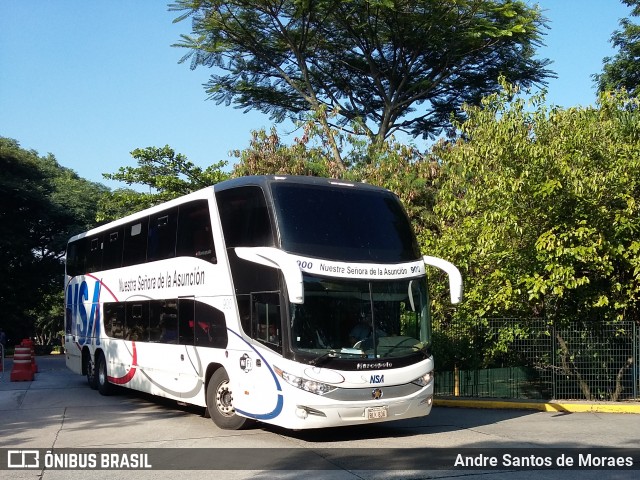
[[434, 397, 640, 414]]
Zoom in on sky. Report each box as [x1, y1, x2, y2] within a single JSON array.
[[0, 1, 634, 189]]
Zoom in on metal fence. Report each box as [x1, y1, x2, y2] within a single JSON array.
[[432, 318, 639, 401]]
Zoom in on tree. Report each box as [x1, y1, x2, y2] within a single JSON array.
[[99, 145, 230, 221], [171, 0, 553, 168], [595, 0, 640, 96], [425, 85, 640, 398], [0, 138, 107, 344], [231, 126, 339, 178], [429, 85, 640, 324]]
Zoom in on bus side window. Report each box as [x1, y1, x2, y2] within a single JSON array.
[[216, 186, 274, 248], [123, 219, 149, 266], [251, 292, 281, 352], [103, 229, 123, 270], [126, 302, 149, 341], [87, 236, 102, 273], [150, 300, 178, 344], [178, 298, 195, 345], [147, 208, 178, 262], [194, 301, 228, 348], [66, 239, 85, 277], [104, 303, 125, 339], [176, 200, 216, 262], [65, 287, 73, 335]]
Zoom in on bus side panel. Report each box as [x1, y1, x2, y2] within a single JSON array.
[[138, 342, 202, 402], [65, 276, 101, 375], [64, 278, 80, 374], [223, 334, 284, 422], [65, 336, 83, 375]]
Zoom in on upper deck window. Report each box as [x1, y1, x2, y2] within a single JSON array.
[[216, 186, 274, 248], [65, 199, 216, 276]]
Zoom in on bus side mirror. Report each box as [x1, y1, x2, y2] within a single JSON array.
[[235, 247, 304, 304], [423, 255, 463, 304]]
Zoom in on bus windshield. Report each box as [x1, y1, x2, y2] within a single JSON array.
[[289, 274, 430, 362]]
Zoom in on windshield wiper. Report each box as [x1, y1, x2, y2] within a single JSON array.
[[308, 347, 368, 366], [309, 349, 339, 366]]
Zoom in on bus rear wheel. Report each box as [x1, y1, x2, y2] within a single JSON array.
[[96, 352, 113, 396], [206, 368, 249, 430], [85, 351, 98, 390]]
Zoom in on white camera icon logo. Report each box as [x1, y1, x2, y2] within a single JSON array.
[[8, 450, 40, 469]]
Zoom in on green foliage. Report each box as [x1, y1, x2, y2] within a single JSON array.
[[595, 0, 640, 97], [98, 145, 230, 221], [171, 0, 552, 157], [28, 291, 65, 346], [0, 137, 107, 343], [427, 84, 640, 334]]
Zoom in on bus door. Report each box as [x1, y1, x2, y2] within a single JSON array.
[[176, 296, 210, 397], [232, 292, 283, 418]]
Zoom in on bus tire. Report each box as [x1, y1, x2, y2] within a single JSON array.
[[96, 352, 113, 396], [206, 368, 248, 430], [85, 351, 98, 390]]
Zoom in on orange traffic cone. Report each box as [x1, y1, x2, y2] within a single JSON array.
[[21, 339, 38, 373], [10, 346, 34, 382]]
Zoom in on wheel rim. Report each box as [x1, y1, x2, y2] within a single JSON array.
[[215, 380, 235, 417]]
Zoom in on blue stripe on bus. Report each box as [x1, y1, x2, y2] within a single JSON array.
[[227, 328, 283, 420], [235, 394, 284, 420]]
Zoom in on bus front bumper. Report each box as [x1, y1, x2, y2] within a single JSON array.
[[284, 391, 434, 429]]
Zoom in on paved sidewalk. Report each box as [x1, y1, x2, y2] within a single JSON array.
[[0, 355, 84, 411]]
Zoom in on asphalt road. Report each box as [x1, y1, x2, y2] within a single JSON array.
[[1, 355, 639, 480]]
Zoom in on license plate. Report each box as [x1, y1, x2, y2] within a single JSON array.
[[366, 406, 388, 420]]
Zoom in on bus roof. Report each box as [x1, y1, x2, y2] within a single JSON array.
[[67, 175, 394, 243], [213, 175, 391, 193]]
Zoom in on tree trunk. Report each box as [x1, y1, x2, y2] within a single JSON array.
[[612, 356, 633, 402], [556, 332, 592, 400]]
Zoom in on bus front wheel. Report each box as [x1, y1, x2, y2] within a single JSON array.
[[206, 368, 248, 430]]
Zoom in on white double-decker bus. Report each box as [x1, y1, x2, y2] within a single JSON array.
[[65, 175, 461, 430]]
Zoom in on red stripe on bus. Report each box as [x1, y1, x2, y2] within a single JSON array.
[[107, 341, 137, 385]]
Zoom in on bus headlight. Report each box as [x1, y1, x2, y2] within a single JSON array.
[[412, 371, 434, 387], [274, 366, 337, 395]]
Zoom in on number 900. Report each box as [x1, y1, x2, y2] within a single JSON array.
[[297, 260, 313, 269]]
